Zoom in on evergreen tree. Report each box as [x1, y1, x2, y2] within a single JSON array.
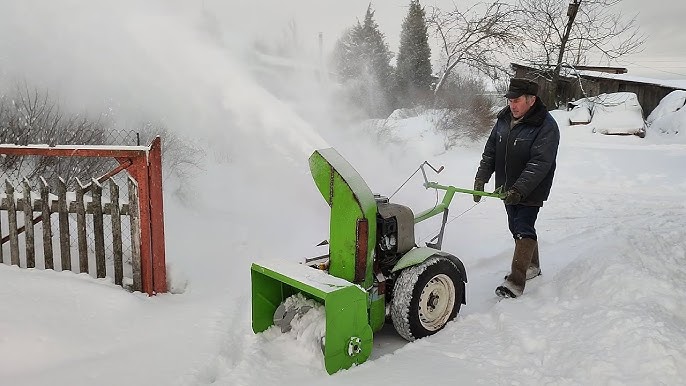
[[358, 5, 394, 88], [395, 0, 432, 106], [332, 24, 363, 82], [331, 4, 394, 117]]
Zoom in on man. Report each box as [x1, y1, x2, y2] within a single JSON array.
[[474, 78, 560, 298]]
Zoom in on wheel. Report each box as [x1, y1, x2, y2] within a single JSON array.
[[390, 256, 464, 341]]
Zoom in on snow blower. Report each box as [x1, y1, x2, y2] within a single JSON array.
[[251, 148, 504, 374]]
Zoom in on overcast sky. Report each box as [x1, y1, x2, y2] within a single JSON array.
[[245, 0, 685, 80], [0, 0, 682, 127], [617, 0, 686, 79]]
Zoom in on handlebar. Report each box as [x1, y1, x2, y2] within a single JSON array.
[[414, 162, 505, 223]]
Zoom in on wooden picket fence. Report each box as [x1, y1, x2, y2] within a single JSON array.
[[0, 138, 167, 295], [0, 176, 142, 291]]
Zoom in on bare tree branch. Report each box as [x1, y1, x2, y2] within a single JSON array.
[[517, 0, 645, 107], [428, 2, 524, 97]]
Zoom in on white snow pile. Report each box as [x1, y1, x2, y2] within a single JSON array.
[[358, 109, 451, 158], [647, 90, 686, 135], [259, 293, 326, 366]]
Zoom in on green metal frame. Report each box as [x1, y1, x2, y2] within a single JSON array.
[[251, 261, 373, 374], [391, 247, 442, 273], [309, 148, 377, 289], [251, 149, 504, 374], [251, 148, 378, 375], [414, 182, 504, 223]]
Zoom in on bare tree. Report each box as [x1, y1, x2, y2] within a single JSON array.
[[0, 85, 114, 188], [138, 122, 205, 184], [429, 2, 522, 97], [0, 85, 203, 193], [517, 0, 645, 107]]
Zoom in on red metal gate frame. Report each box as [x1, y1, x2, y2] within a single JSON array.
[[0, 137, 167, 295]]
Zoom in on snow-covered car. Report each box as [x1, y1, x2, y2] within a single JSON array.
[[647, 90, 686, 135], [568, 92, 646, 137]]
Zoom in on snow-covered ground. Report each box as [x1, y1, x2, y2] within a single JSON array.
[[1, 2, 685, 385], [1, 108, 685, 386]]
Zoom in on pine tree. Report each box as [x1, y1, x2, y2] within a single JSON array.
[[395, 0, 432, 106], [332, 24, 363, 82], [331, 4, 395, 117], [358, 5, 394, 88]]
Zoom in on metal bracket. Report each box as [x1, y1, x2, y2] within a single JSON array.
[[426, 208, 449, 250], [347, 337, 362, 357]]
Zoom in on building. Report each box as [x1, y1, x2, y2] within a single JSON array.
[[511, 63, 686, 116]]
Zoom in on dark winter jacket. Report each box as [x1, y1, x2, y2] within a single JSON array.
[[475, 97, 560, 206]]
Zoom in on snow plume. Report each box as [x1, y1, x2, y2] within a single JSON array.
[[0, 0, 345, 299], [0, 0, 332, 165]]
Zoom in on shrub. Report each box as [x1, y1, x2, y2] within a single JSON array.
[[432, 73, 498, 146]]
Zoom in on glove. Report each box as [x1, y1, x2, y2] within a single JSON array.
[[504, 189, 522, 205], [473, 179, 485, 203]]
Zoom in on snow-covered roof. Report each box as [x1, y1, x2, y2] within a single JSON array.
[[512, 63, 686, 90], [573, 69, 686, 90]]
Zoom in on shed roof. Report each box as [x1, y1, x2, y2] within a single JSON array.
[[511, 62, 686, 90], [574, 70, 686, 90]]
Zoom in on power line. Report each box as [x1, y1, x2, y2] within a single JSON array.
[[617, 59, 686, 77], [625, 60, 686, 63]]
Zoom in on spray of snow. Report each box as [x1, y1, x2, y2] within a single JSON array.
[[0, 0, 330, 166]]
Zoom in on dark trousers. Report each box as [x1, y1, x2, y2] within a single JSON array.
[[505, 204, 540, 240]]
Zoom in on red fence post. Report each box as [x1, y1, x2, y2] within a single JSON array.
[[128, 157, 154, 296], [148, 137, 167, 294]]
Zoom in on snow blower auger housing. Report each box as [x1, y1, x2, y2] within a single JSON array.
[[251, 148, 504, 374]]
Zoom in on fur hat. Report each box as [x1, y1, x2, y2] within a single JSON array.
[[504, 78, 539, 98]]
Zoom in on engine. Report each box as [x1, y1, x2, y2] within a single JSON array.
[[374, 195, 415, 270]]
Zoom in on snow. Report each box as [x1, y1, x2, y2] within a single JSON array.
[[647, 90, 686, 124], [1, 2, 686, 386], [648, 90, 686, 135], [575, 69, 686, 90], [0, 144, 149, 152], [2, 104, 686, 385], [568, 105, 591, 125], [253, 259, 363, 294], [265, 293, 326, 366], [651, 107, 686, 136]]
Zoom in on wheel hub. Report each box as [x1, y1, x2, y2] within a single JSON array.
[[428, 292, 439, 309], [418, 274, 456, 331]]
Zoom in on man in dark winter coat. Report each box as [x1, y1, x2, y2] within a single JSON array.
[[474, 78, 560, 298]]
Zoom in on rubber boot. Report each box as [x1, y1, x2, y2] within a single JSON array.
[[504, 240, 541, 281], [496, 238, 537, 298], [527, 243, 541, 279]]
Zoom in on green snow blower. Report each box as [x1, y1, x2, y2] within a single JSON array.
[[251, 148, 504, 374]]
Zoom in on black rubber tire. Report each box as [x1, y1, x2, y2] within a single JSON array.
[[390, 256, 464, 341]]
